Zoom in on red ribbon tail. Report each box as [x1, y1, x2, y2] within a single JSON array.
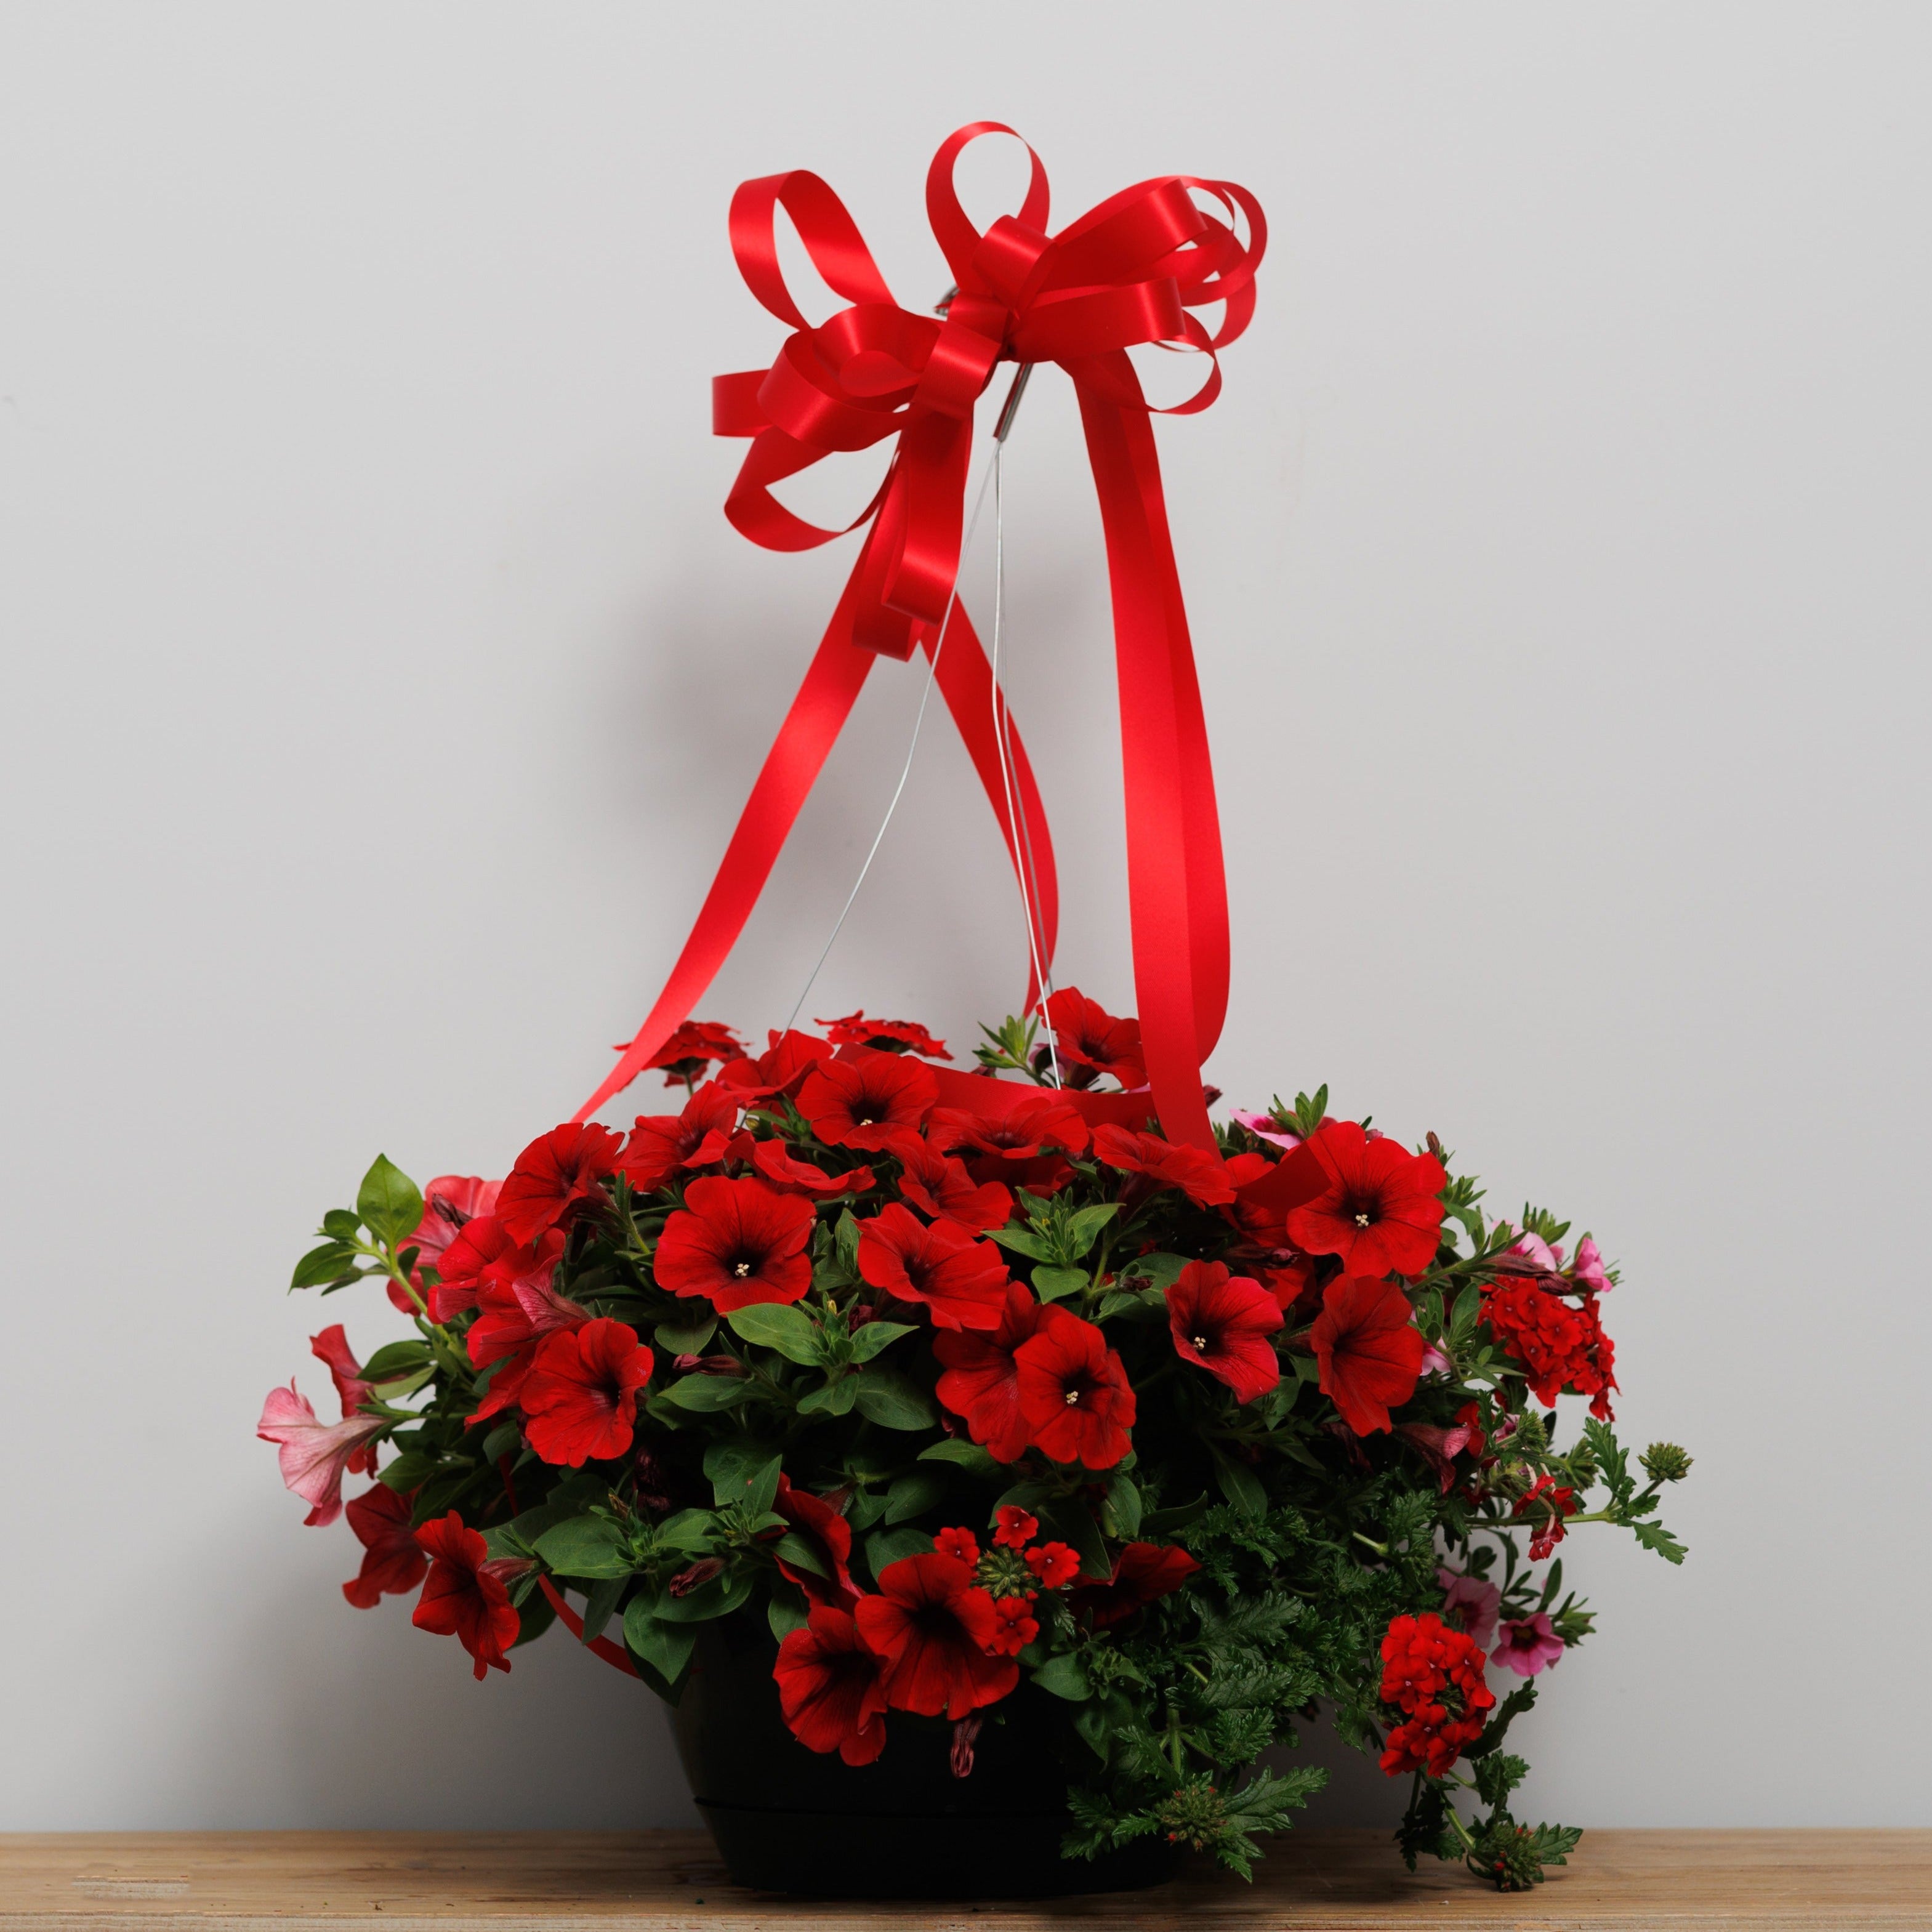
[[1077, 389, 1229, 1152], [536, 1577, 640, 1678]]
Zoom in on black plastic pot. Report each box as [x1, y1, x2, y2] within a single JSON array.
[[669, 1616, 1178, 1899]]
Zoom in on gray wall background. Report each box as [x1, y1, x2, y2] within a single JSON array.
[[4, 2, 1926, 1831]]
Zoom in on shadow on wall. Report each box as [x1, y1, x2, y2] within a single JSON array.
[[145, 1505, 699, 1830], [1271, 1715, 1407, 1830]]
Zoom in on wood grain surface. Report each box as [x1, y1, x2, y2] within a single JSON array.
[[0, 1829, 1926, 1930]]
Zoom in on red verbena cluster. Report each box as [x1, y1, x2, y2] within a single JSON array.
[[1377, 1611, 1498, 1777]]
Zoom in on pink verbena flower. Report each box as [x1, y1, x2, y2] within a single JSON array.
[[1436, 1566, 1502, 1651], [1492, 1611, 1565, 1677]]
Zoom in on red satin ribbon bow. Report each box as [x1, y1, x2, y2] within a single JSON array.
[[578, 123, 1265, 1152]]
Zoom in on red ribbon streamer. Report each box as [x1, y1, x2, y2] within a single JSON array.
[[579, 124, 1263, 1151]]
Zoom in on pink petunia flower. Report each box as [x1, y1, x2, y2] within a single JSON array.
[[257, 1383, 385, 1527], [1571, 1236, 1612, 1294], [1230, 1109, 1301, 1153], [1435, 1566, 1502, 1651], [1492, 1612, 1565, 1677]]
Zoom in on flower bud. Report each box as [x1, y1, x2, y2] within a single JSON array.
[[1640, 1442, 1693, 1483]]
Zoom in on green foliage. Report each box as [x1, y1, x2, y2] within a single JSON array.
[[281, 1079, 1685, 1893]]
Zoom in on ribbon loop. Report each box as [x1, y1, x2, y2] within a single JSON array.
[[583, 129, 1264, 1153]]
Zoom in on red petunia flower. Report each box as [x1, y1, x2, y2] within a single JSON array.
[[749, 1137, 875, 1201], [773, 1606, 888, 1765], [933, 1283, 1052, 1459], [309, 1324, 379, 1474], [717, 1028, 835, 1103], [855, 1553, 1019, 1720], [496, 1124, 622, 1245], [639, 1020, 747, 1088], [988, 1595, 1038, 1656], [1308, 1274, 1426, 1436], [817, 1011, 953, 1060], [773, 1475, 859, 1610], [890, 1134, 1013, 1234], [465, 1230, 586, 1371], [426, 1212, 514, 1321], [856, 1203, 1008, 1333], [934, 1526, 981, 1565], [1224, 1141, 1330, 1249], [341, 1483, 427, 1608], [411, 1510, 523, 1680], [519, 1318, 652, 1468], [1286, 1122, 1447, 1279], [1013, 1306, 1137, 1469], [653, 1175, 816, 1313], [1069, 1542, 1202, 1630], [1093, 1126, 1234, 1207], [257, 1383, 386, 1527], [1481, 1280, 1617, 1419], [927, 1092, 1090, 1164], [1165, 1260, 1285, 1403], [1024, 1540, 1079, 1589], [1045, 987, 1146, 1089], [798, 1053, 938, 1151], [993, 1505, 1038, 1550], [395, 1174, 501, 1313], [620, 1083, 743, 1192]]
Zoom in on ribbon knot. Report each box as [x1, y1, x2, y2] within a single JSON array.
[[584, 125, 1265, 1155]]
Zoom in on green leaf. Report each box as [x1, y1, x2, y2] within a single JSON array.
[[847, 1320, 917, 1362], [321, 1209, 361, 1241], [834, 1209, 861, 1273], [710, 1454, 783, 1521], [919, 1439, 1000, 1478], [624, 1603, 698, 1683], [360, 1341, 432, 1382], [653, 1508, 719, 1553], [1031, 1652, 1092, 1701], [726, 1303, 825, 1365], [1093, 1290, 1143, 1322], [797, 1374, 859, 1416], [291, 1241, 361, 1290], [654, 1314, 716, 1354], [1121, 1250, 1191, 1290], [882, 1468, 948, 1526], [1211, 1447, 1268, 1521], [1031, 1266, 1088, 1303], [662, 1372, 752, 1412], [986, 1226, 1053, 1263], [478, 1420, 523, 1466], [853, 1369, 935, 1431], [376, 1452, 441, 1493], [1063, 1203, 1119, 1259], [356, 1155, 424, 1249], [652, 1566, 755, 1624], [534, 1516, 633, 1580], [703, 1443, 776, 1503], [862, 1526, 932, 1581], [579, 1575, 627, 1646], [1101, 1473, 1143, 1539], [370, 1366, 435, 1401], [770, 1531, 829, 1579], [1037, 1497, 1111, 1580], [1630, 1519, 1688, 1565], [767, 1589, 811, 1641], [1139, 1493, 1212, 1535]]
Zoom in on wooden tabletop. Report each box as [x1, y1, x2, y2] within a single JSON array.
[[1, 1830, 1926, 1931]]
